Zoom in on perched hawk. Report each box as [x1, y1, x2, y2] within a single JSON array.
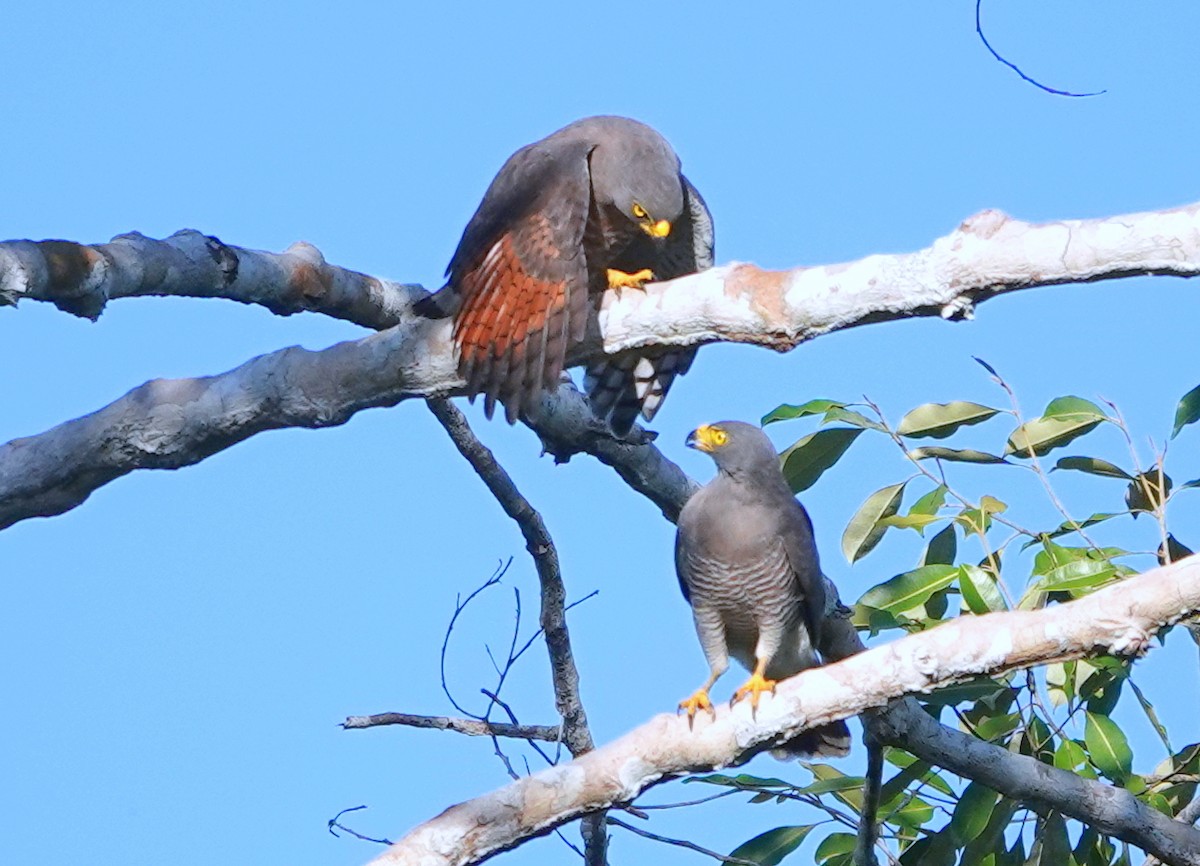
[[420, 116, 713, 433], [676, 421, 851, 758]]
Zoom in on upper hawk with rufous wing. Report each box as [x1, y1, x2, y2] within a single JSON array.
[[419, 115, 713, 433]]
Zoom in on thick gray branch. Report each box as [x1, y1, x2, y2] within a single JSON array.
[[0, 230, 421, 328], [3, 201, 1197, 528], [369, 556, 1200, 866]]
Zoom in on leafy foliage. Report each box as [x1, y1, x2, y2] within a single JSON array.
[[699, 374, 1200, 865]]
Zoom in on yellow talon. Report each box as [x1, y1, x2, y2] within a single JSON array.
[[679, 688, 715, 725], [731, 671, 777, 712], [607, 268, 655, 291]]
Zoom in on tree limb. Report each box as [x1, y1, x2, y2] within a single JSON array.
[[0, 229, 421, 328], [366, 556, 1200, 866], [341, 713, 562, 743], [426, 398, 607, 864], [4, 201, 1199, 529]]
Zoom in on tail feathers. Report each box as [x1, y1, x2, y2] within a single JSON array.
[[584, 347, 697, 434], [770, 720, 852, 760]]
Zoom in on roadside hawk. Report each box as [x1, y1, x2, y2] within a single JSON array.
[[420, 116, 714, 434], [676, 421, 851, 758]]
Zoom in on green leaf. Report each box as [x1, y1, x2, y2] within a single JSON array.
[[1024, 714, 1055, 763], [779, 428, 863, 492], [920, 678, 1011, 708], [857, 565, 960, 615], [762, 399, 847, 426], [956, 502, 1000, 535], [823, 407, 886, 431], [909, 446, 1009, 464], [1053, 456, 1132, 480], [972, 712, 1020, 742], [1006, 397, 1106, 457], [899, 833, 956, 866], [886, 794, 935, 829], [1171, 383, 1200, 438], [1044, 396, 1106, 419], [1053, 738, 1089, 773], [729, 825, 815, 865], [685, 773, 790, 790], [897, 401, 1001, 439], [1020, 513, 1119, 549], [1125, 469, 1172, 517], [1084, 711, 1133, 782], [910, 485, 948, 516], [808, 764, 865, 811], [1006, 417, 1102, 457], [796, 776, 866, 796], [948, 781, 998, 846], [1034, 559, 1118, 594], [879, 513, 943, 533], [959, 564, 1007, 613], [1161, 534, 1196, 565], [814, 833, 857, 865], [1034, 813, 1070, 866], [882, 750, 956, 796], [877, 761, 930, 809], [1126, 678, 1171, 752], [842, 481, 906, 563], [921, 524, 958, 567]]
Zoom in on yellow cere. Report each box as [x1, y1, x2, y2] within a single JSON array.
[[692, 424, 728, 451], [648, 219, 671, 238]]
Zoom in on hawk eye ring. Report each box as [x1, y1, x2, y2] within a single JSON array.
[[631, 202, 648, 219]]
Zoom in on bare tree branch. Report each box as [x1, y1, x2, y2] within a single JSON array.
[[605, 816, 759, 866], [341, 713, 562, 743], [0, 229, 421, 328], [426, 398, 607, 865], [4, 201, 1200, 530], [366, 556, 1200, 866]]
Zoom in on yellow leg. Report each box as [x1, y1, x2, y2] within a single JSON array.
[[679, 670, 722, 725], [607, 268, 655, 292], [731, 658, 777, 713]]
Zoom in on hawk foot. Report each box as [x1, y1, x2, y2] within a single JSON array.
[[607, 268, 655, 292], [678, 688, 715, 725], [731, 672, 777, 712]]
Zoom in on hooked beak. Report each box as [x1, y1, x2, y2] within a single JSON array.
[[641, 219, 671, 239], [686, 425, 716, 452]]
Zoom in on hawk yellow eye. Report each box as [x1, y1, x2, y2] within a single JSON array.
[[710, 427, 728, 446], [631, 202, 647, 219]]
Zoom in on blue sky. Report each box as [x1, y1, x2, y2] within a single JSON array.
[[3, 2, 1199, 865]]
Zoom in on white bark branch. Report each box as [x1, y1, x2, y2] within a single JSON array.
[[3, 201, 1198, 530], [369, 556, 1200, 866]]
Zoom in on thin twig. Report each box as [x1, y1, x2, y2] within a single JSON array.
[[439, 560, 510, 718], [975, 0, 1104, 98], [327, 805, 394, 846], [341, 712, 561, 742], [605, 816, 760, 866], [427, 397, 607, 865], [636, 789, 741, 810]]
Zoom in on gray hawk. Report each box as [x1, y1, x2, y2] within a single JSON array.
[[675, 421, 851, 758], [419, 115, 714, 433]]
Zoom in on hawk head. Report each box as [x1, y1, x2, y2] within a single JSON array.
[[686, 421, 781, 478], [584, 116, 684, 239]]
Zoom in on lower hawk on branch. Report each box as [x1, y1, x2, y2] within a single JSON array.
[[676, 421, 852, 759], [419, 115, 714, 434]]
